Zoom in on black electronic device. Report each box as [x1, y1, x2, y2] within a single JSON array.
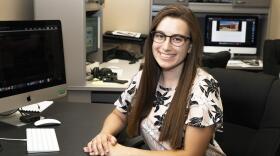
[[19, 114, 40, 123], [103, 49, 141, 64], [104, 31, 147, 47], [18, 108, 41, 123], [91, 67, 128, 84]]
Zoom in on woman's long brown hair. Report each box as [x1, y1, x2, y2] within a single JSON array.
[[127, 4, 203, 149]]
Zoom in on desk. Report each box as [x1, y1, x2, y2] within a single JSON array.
[[68, 59, 141, 103], [227, 59, 263, 71], [89, 59, 142, 91], [0, 101, 114, 156]]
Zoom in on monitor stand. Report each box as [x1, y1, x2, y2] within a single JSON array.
[[0, 111, 28, 127], [0, 111, 45, 127], [0, 101, 53, 127]]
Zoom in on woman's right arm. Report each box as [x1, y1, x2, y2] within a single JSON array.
[[100, 108, 127, 136], [83, 108, 127, 156], [84, 71, 142, 155]]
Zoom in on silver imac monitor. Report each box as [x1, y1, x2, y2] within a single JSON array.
[[0, 20, 67, 124], [204, 15, 258, 55]]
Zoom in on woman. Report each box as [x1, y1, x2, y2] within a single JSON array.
[[84, 4, 225, 156]]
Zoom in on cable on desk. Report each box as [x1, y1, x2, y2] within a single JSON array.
[[0, 138, 27, 141], [18, 106, 41, 123]]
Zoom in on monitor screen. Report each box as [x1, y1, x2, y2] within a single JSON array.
[[86, 15, 99, 54], [0, 20, 67, 115], [204, 15, 258, 55]]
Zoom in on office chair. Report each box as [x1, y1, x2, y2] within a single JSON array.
[[202, 51, 231, 68], [263, 39, 280, 78], [117, 129, 147, 149], [207, 68, 280, 156]]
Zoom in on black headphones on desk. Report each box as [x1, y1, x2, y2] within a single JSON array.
[[91, 67, 128, 84]]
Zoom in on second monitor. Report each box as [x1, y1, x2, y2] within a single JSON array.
[[204, 15, 258, 55]]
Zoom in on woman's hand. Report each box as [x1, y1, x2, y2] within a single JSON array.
[[107, 143, 131, 156], [83, 133, 117, 156]]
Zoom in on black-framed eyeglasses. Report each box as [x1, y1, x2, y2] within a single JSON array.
[[151, 31, 191, 47]]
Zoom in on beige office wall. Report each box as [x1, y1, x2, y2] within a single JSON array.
[[103, 0, 150, 34], [267, 0, 280, 39], [1, 0, 278, 39], [0, 0, 33, 20], [103, 0, 280, 38]]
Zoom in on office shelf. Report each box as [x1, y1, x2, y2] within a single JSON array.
[[86, 2, 102, 12]]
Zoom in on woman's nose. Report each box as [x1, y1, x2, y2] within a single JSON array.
[[161, 37, 172, 50]]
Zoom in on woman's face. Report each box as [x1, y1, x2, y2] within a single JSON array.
[[152, 16, 191, 72]]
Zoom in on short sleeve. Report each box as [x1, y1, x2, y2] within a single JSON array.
[[114, 71, 142, 114], [185, 73, 223, 130]]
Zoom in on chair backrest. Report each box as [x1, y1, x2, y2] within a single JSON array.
[[263, 39, 280, 77], [246, 79, 280, 156], [206, 68, 280, 156], [202, 51, 231, 68], [208, 68, 276, 129]]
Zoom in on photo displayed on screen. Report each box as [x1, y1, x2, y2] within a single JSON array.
[[212, 20, 245, 43]]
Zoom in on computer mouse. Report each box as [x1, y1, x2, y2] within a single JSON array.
[[34, 118, 61, 127]]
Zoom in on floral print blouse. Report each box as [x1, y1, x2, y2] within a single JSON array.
[[114, 68, 225, 155]]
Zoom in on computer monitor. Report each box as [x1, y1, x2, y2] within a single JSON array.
[[0, 20, 67, 124], [204, 15, 258, 56]]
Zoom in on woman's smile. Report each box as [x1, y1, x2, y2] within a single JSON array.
[[158, 51, 176, 60]]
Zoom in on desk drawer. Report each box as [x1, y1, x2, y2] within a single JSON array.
[[91, 91, 121, 104]]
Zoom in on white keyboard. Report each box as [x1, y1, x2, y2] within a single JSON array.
[[26, 128, 60, 153], [20, 101, 53, 113]]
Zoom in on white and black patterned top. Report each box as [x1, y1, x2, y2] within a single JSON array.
[[114, 68, 225, 155]]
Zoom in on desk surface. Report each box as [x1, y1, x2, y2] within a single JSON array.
[[227, 59, 263, 70], [0, 101, 114, 156], [69, 59, 141, 92]]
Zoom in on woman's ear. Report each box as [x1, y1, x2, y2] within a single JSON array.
[[187, 44, 192, 53]]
